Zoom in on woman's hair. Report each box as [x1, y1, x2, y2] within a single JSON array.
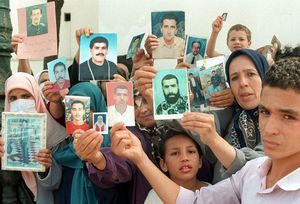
[[159, 129, 202, 160]]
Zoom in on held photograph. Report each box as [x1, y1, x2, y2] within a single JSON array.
[[1, 112, 46, 172], [151, 11, 185, 59], [65, 95, 90, 134], [153, 69, 190, 120], [106, 82, 135, 127], [47, 57, 70, 92], [79, 33, 118, 81]]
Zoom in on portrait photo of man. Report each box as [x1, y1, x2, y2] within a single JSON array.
[[93, 113, 108, 134], [152, 11, 185, 59], [107, 82, 135, 127], [154, 69, 190, 119], [185, 36, 207, 67], [127, 33, 145, 59], [66, 97, 90, 134], [26, 4, 48, 37], [80, 34, 118, 81], [48, 59, 70, 92]]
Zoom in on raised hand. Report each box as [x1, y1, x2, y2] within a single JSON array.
[[210, 88, 234, 108], [36, 148, 52, 169], [73, 129, 104, 165], [11, 35, 23, 54], [212, 16, 223, 34], [110, 122, 143, 163], [181, 112, 219, 145], [144, 35, 159, 57], [0, 138, 4, 158]]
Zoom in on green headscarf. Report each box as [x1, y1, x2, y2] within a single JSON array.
[[53, 82, 109, 204]]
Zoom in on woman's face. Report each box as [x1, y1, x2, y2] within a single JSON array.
[[134, 96, 155, 128], [8, 88, 34, 103], [229, 55, 262, 110]]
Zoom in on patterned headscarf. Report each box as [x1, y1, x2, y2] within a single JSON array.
[[225, 49, 269, 149]]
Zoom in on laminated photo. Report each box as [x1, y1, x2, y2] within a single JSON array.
[[153, 69, 190, 120], [199, 61, 227, 108], [65, 95, 90, 134], [1, 112, 46, 172]]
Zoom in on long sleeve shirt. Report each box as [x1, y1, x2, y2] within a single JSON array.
[[176, 157, 300, 204], [88, 127, 155, 204]]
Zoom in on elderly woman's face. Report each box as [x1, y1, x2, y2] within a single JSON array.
[[8, 88, 34, 103], [229, 55, 262, 110]]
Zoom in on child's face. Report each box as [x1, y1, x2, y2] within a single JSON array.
[[160, 135, 202, 183], [227, 30, 251, 52]]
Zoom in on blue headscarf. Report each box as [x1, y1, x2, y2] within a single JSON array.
[[53, 82, 108, 204], [225, 49, 269, 149], [225, 49, 269, 85]]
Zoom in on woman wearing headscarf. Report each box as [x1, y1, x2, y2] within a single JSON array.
[[180, 49, 269, 183], [53, 82, 122, 204], [0, 72, 67, 203]]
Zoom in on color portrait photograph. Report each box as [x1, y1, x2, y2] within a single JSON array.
[[185, 36, 207, 67], [151, 11, 185, 59], [26, 3, 48, 37], [17, 2, 57, 59], [65, 96, 90, 134], [153, 69, 190, 120], [79, 33, 118, 81], [187, 68, 206, 110], [1, 112, 46, 172], [47, 57, 70, 92], [199, 63, 227, 106], [106, 81, 135, 127], [127, 33, 145, 59], [93, 112, 108, 134]]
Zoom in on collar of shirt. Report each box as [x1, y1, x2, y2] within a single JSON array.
[[158, 36, 182, 48], [257, 158, 300, 193]]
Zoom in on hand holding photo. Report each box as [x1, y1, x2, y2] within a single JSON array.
[[221, 12, 228, 21], [151, 11, 185, 59], [1, 112, 46, 172], [127, 33, 145, 59], [79, 33, 118, 81], [153, 69, 190, 120], [47, 57, 70, 92], [65, 96, 90, 134], [93, 112, 108, 134], [106, 82, 135, 127]]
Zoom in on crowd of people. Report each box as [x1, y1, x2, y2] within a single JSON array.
[[0, 11, 300, 204]]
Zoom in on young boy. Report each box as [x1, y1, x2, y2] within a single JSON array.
[[144, 130, 208, 204], [110, 57, 300, 203], [206, 16, 251, 58]]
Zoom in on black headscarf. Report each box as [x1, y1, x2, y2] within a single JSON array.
[[225, 49, 269, 149]]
